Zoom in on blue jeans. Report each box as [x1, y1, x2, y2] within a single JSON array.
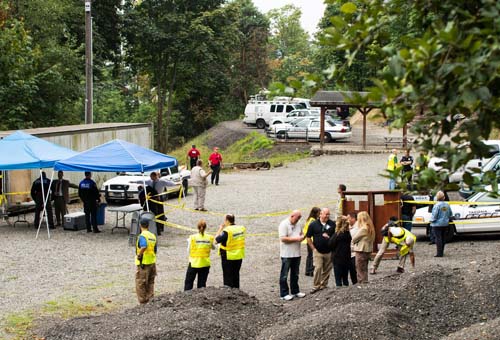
[[389, 178, 396, 190], [432, 226, 447, 256], [279, 257, 300, 297], [402, 214, 412, 231]]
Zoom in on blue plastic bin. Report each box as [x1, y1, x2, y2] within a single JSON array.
[[97, 203, 107, 225]]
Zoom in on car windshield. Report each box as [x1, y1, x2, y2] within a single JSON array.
[[121, 171, 154, 176], [482, 155, 500, 172]]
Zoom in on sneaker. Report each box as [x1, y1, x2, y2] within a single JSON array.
[[310, 288, 320, 294], [370, 268, 376, 275], [294, 292, 306, 298], [396, 267, 404, 273], [280, 294, 294, 301]]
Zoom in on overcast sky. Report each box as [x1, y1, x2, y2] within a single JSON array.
[[252, 0, 327, 36]]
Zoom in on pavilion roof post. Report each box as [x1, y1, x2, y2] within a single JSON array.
[[320, 106, 326, 149]]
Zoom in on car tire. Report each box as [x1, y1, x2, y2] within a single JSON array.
[[276, 131, 287, 139], [256, 119, 266, 129], [445, 224, 455, 243], [324, 133, 332, 143]]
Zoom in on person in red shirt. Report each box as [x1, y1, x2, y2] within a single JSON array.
[[187, 145, 201, 169], [208, 147, 223, 185]]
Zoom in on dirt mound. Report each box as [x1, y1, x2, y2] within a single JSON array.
[[39, 288, 278, 340], [205, 121, 252, 150], [442, 317, 500, 340], [36, 264, 500, 340], [258, 302, 413, 340]]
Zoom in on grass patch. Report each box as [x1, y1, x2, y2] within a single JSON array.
[[168, 131, 309, 167], [3, 299, 114, 338], [3, 311, 34, 339], [41, 298, 111, 319]]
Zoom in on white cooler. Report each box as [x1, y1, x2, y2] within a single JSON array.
[[63, 212, 87, 231]]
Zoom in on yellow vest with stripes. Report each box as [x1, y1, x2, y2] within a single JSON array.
[[387, 154, 398, 171], [136, 230, 157, 265], [219, 225, 246, 260], [384, 227, 416, 256], [189, 233, 214, 268]]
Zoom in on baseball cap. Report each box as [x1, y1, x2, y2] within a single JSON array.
[[139, 218, 150, 227]]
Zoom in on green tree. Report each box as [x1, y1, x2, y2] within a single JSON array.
[[229, 0, 270, 104], [0, 10, 37, 129], [267, 4, 313, 87], [123, 0, 245, 151], [322, 0, 500, 192]]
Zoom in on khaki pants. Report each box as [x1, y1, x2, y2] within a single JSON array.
[[355, 251, 371, 283], [312, 250, 332, 290], [372, 237, 414, 271], [193, 186, 206, 210], [135, 264, 157, 304]]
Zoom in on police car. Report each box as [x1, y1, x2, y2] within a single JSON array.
[[101, 166, 183, 203], [412, 189, 500, 241]]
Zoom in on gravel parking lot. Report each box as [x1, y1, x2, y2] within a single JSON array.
[[2, 153, 500, 339]]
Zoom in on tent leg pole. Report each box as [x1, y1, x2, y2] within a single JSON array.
[[36, 169, 44, 239], [142, 174, 149, 212]]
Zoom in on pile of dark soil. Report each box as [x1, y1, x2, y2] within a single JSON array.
[[37, 262, 500, 340], [38, 288, 278, 340], [205, 121, 252, 150]]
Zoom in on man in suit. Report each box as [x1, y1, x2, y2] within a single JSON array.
[[52, 170, 78, 227]]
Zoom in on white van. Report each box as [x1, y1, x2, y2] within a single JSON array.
[[242, 100, 305, 129]]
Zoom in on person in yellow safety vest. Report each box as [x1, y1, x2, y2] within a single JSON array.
[[302, 207, 321, 276], [415, 150, 430, 172], [215, 214, 246, 288], [184, 219, 215, 291], [387, 149, 399, 190], [370, 217, 416, 274], [135, 218, 157, 304]]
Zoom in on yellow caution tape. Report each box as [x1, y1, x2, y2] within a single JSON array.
[[403, 218, 500, 225], [155, 218, 279, 237], [385, 200, 500, 206]]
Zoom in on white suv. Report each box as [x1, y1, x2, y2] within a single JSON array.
[[269, 109, 319, 125], [101, 165, 182, 203]]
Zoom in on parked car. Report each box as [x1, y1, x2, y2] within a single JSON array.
[[269, 109, 320, 125], [242, 99, 304, 129], [272, 118, 352, 142], [101, 165, 183, 203], [458, 153, 500, 198], [412, 188, 500, 242], [429, 140, 500, 183]]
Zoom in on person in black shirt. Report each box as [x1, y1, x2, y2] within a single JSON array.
[[79, 172, 101, 233], [400, 193, 416, 231], [31, 171, 55, 229], [306, 208, 335, 293], [400, 149, 414, 186]]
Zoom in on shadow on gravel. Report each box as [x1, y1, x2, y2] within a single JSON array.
[[36, 263, 500, 340]]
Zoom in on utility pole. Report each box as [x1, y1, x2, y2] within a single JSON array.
[[85, 0, 93, 124]]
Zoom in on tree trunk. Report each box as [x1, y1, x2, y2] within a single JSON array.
[[164, 58, 178, 150], [156, 78, 164, 151]]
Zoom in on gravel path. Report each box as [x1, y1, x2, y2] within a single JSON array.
[[1, 153, 500, 339]]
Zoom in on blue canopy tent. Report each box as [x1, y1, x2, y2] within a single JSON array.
[[54, 139, 177, 173], [0, 131, 78, 238], [54, 139, 178, 213]]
